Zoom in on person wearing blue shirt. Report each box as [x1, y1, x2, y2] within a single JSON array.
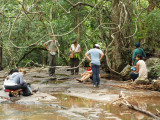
[[4, 69, 27, 91], [85, 44, 104, 87], [4, 69, 38, 96]]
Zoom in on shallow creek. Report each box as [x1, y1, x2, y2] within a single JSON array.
[[0, 93, 159, 120]]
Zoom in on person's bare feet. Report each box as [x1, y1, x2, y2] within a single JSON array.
[[32, 88, 39, 93]]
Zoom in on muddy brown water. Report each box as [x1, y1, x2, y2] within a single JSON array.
[[0, 93, 159, 120]]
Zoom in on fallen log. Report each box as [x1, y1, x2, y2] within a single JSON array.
[[112, 91, 160, 119], [121, 101, 160, 119]]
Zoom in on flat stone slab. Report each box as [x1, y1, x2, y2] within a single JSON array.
[[16, 92, 57, 105], [0, 90, 57, 104]]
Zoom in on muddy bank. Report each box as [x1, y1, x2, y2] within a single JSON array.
[[0, 67, 160, 120]]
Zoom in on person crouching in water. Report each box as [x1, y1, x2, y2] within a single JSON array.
[[76, 63, 101, 83], [4, 69, 27, 91], [129, 54, 147, 81], [4, 69, 38, 96]]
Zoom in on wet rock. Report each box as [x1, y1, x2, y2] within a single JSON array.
[[152, 79, 160, 91], [120, 65, 131, 80], [101, 73, 111, 78], [146, 58, 160, 79], [134, 78, 149, 85], [16, 92, 57, 105]]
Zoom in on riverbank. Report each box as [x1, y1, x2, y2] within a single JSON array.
[[0, 67, 160, 120]]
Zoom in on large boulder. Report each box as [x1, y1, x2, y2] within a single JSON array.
[[146, 58, 160, 79], [134, 77, 149, 85], [120, 64, 131, 80], [152, 78, 160, 91]]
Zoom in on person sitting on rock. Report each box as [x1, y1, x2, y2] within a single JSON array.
[[76, 63, 101, 83], [129, 54, 147, 81], [4, 69, 38, 96]]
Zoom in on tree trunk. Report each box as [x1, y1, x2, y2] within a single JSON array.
[[109, 0, 133, 72], [111, 0, 123, 72]]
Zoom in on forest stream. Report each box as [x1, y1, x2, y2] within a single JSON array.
[[0, 67, 160, 120]]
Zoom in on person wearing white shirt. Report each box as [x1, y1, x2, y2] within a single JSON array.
[[70, 40, 81, 75]]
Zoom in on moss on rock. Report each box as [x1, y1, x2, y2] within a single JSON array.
[[146, 58, 160, 79]]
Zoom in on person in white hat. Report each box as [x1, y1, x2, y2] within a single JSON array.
[[85, 44, 104, 87]]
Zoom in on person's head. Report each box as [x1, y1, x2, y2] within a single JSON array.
[[135, 42, 140, 48], [19, 69, 27, 76], [73, 40, 77, 45], [53, 36, 56, 42], [136, 54, 143, 61], [9, 69, 19, 75], [94, 44, 100, 49]]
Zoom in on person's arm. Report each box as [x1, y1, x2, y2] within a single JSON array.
[[85, 53, 91, 61], [70, 47, 72, 52], [132, 50, 136, 66], [55, 41, 60, 52], [43, 43, 51, 52], [136, 62, 139, 73], [100, 52, 104, 61], [77, 46, 81, 53], [19, 74, 25, 85]]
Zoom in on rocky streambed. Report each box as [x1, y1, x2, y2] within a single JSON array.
[[0, 67, 160, 120]]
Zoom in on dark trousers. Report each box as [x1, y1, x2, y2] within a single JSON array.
[[70, 58, 79, 74], [48, 54, 56, 75], [91, 64, 100, 86], [5, 84, 27, 92], [129, 73, 139, 80]]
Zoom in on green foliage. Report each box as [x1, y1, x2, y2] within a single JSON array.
[[0, 0, 160, 72], [147, 58, 160, 79], [148, 64, 160, 79], [145, 10, 160, 49]]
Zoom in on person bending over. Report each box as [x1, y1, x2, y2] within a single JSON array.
[[4, 69, 38, 96]]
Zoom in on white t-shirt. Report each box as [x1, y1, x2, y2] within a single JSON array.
[[71, 44, 80, 52], [137, 60, 148, 79]]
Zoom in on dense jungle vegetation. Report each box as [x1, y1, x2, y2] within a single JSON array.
[[0, 0, 160, 74]]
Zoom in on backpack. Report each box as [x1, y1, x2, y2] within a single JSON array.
[[22, 83, 32, 96]]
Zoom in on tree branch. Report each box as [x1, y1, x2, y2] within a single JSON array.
[[64, 0, 94, 8]]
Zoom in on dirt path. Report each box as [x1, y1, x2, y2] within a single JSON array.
[[0, 67, 160, 120]]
